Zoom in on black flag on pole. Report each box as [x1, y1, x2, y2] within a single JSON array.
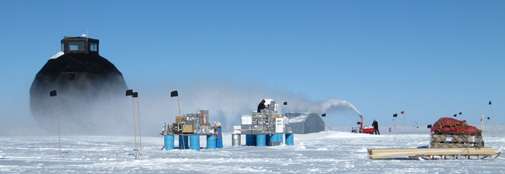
[[132, 92, 138, 98], [171, 91, 178, 97], [393, 113, 398, 117], [49, 90, 57, 97], [489, 101, 492, 105], [321, 113, 326, 117], [126, 89, 133, 96]]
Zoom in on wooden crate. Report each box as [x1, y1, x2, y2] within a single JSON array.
[[273, 115, 284, 118], [176, 116, 183, 123], [182, 124, 194, 134]]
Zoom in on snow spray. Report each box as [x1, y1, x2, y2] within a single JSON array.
[[320, 98, 361, 115]]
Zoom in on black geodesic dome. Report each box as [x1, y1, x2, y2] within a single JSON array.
[[30, 37, 128, 134]]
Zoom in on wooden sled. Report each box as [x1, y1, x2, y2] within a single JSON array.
[[368, 147, 499, 160]]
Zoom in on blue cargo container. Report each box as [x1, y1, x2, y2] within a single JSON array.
[[190, 135, 200, 151], [256, 134, 266, 146], [164, 135, 174, 150], [285, 133, 294, 146], [207, 134, 216, 149], [179, 135, 189, 149], [246, 134, 255, 146], [216, 127, 223, 148]]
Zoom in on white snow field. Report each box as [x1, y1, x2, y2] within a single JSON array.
[[1, 128, 504, 173]]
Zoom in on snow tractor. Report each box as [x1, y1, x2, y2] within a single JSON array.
[[351, 115, 375, 134]]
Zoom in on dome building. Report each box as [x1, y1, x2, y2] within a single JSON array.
[[30, 36, 128, 134]]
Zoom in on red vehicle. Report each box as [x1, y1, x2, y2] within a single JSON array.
[[352, 115, 375, 134]]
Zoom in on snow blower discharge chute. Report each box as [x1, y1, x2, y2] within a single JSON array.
[[352, 115, 375, 134]]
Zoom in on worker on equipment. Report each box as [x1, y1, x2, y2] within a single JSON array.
[[372, 119, 380, 135], [257, 99, 266, 112]]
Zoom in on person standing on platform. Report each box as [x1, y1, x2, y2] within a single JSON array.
[[257, 99, 266, 112]]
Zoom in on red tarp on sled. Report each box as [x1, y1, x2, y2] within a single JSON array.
[[431, 117, 481, 135]]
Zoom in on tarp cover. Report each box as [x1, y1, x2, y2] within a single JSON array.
[[430, 117, 481, 135]]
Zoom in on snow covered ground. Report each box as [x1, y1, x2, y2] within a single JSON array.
[[1, 127, 504, 173]]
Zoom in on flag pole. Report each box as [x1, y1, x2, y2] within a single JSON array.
[[171, 90, 186, 158], [481, 114, 484, 132], [393, 113, 398, 144], [131, 96, 138, 159], [55, 95, 61, 158], [50, 90, 62, 158], [283, 102, 290, 132], [177, 96, 182, 117], [126, 89, 137, 159], [135, 93, 142, 156], [178, 95, 187, 158], [403, 112, 405, 133], [489, 101, 494, 136], [394, 118, 397, 144]]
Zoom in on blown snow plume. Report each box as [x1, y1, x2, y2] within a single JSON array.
[[320, 98, 362, 116], [137, 79, 363, 133]]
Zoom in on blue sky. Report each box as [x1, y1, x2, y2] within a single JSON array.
[[0, 1, 504, 131]]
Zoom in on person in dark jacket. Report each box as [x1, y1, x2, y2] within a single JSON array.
[[372, 119, 380, 135], [257, 99, 266, 112]]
